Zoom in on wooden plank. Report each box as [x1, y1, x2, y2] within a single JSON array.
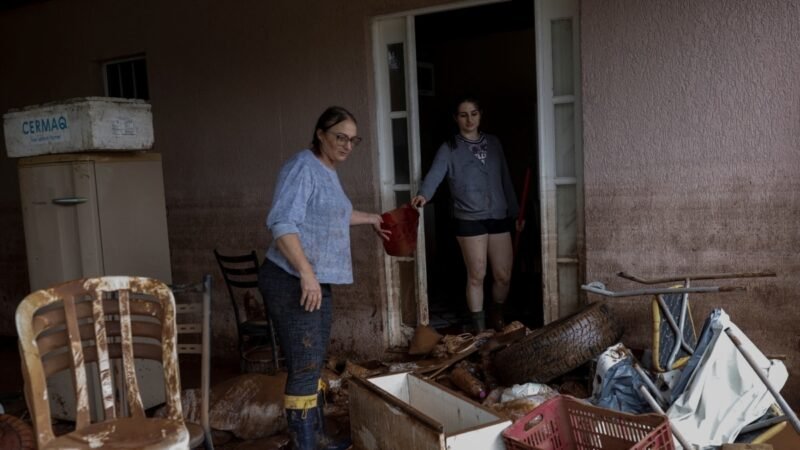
[[419, 346, 479, 379]]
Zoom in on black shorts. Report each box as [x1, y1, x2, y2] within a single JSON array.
[[454, 218, 512, 237]]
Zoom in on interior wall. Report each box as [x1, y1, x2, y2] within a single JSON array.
[[0, 0, 454, 359], [582, 0, 800, 405]]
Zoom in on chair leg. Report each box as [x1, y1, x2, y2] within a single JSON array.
[[239, 338, 247, 373], [202, 430, 215, 450]]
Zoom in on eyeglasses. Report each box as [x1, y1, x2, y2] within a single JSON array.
[[327, 131, 363, 147]]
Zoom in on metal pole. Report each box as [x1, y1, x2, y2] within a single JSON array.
[[631, 361, 669, 407], [617, 271, 776, 285], [638, 386, 695, 450], [582, 283, 744, 298]]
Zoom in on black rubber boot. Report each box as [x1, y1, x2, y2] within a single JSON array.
[[315, 391, 352, 450], [286, 408, 318, 450], [470, 310, 486, 333], [488, 301, 505, 331]]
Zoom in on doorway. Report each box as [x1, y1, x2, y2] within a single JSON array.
[[372, 0, 583, 348], [414, 1, 542, 331]]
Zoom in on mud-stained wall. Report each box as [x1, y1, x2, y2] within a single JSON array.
[[582, 0, 800, 405], [0, 0, 450, 358]]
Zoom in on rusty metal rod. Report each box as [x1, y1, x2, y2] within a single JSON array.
[[724, 328, 800, 435], [582, 283, 745, 298], [617, 271, 776, 285]]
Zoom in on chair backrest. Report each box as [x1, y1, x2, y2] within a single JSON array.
[[16, 276, 183, 447], [171, 274, 212, 438], [213, 249, 263, 326]]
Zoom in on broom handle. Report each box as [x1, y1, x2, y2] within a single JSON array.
[[513, 166, 532, 255]]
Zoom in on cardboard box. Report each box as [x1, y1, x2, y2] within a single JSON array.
[[349, 372, 511, 450], [3, 97, 154, 157]]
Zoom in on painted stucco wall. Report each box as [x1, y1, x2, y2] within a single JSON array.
[[0, 0, 449, 358], [582, 0, 800, 404]]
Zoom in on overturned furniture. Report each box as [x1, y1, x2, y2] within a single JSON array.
[[583, 271, 797, 449], [16, 276, 189, 449], [349, 371, 511, 450]]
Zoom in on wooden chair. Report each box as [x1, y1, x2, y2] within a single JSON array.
[[171, 274, 214, 450], [213, 249, 280, 372], [16, 276, 189, 450]]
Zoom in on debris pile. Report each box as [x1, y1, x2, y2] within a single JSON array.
[[175, 271, 799, 450]]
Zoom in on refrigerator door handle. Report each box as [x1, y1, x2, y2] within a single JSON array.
[[52, 197, 88, 206]]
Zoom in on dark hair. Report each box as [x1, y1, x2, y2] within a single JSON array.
[[311, 106, 357, 153], [447, 96, 482, 149]]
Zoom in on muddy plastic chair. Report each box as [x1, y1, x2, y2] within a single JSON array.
[[16, 276, 189, 450]]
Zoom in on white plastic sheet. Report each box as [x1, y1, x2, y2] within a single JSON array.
[[500, 382, 555, 403], [666, 310, 788, 449]]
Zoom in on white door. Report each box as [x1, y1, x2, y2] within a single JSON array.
[[535, 0, 584, 323], [373, 16, 428, 347]]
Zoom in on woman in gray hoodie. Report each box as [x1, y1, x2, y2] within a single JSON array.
[[412, 97, 521, 332]]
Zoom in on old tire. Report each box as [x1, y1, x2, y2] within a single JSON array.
[[0, 414, 35, 450], [493, 301, 622, 385]]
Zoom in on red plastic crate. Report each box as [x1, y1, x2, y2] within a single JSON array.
[[502, 396, 675, 450]]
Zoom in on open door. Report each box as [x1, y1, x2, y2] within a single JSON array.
[[535, 0, 584, 323], [373, 16, 428, 347], [373, 0, 583, 346]]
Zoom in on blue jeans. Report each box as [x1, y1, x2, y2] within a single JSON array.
[[258, 258, 332, 396]]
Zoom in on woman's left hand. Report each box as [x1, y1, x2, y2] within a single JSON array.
[[516, 219, 525, 233]]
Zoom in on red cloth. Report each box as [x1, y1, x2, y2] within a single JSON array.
[[380, 204, 420, 257]]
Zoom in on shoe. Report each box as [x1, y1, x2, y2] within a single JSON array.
[[286, 408, 317, 450], [315, 391, 352, 450], [488, 302, 505, 331], [470, 310, 486, 333]]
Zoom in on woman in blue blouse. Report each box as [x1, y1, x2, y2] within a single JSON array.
[[412, 97, 522, 333], [259, 106, 388, 450]]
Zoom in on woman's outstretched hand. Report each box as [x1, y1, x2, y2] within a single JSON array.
[[411, 195, 427, 208], [368, 214, 391, 241]]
